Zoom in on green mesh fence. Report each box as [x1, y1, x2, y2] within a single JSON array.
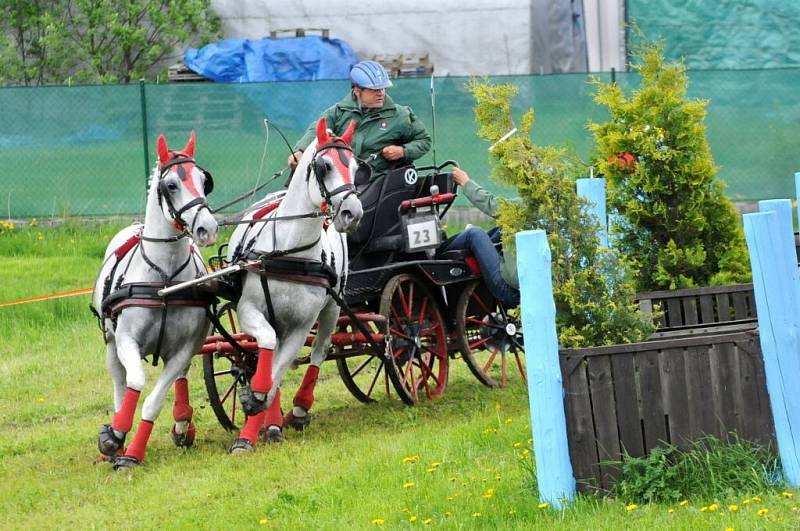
[[2, 69, 799, 218]]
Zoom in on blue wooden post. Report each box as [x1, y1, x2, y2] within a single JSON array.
[[794, 172, 800, 225], [759, 199, 798, 266], [516, 229, 576, 507], [743, 212, 800, 486], [576, 178, 608, 247]]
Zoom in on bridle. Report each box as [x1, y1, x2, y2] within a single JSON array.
[[306, 140, 359, 221], [152, 153, 214, 241]]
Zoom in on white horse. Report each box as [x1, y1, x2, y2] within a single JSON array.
[[93, 131, 219, 468], [226, 117, 363, 452]]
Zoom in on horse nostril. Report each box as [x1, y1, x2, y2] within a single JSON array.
[[341, 210, 354, 223], [197, 227, 208, 241]]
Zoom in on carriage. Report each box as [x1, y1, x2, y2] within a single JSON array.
[[198, 161, 527, 430]]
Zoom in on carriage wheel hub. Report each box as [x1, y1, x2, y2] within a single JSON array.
[[505, 323, 517, 336]]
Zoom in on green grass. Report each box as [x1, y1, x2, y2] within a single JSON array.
[[1, 223, 799, 529]]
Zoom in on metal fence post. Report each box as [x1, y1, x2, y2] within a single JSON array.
[[139, 79, 150, 192], [516, 229, 576, 508]]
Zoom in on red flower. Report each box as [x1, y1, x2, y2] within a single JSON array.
[[609, 151, 636, 172]]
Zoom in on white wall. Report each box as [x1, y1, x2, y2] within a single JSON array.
[[212, 0, 535, 75]]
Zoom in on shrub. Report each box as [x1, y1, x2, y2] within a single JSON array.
[[590, 41, 751, 291], [614, 435, 784, 503], [468, 80, 654, 348]]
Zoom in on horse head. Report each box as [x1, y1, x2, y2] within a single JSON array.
[[155, 131, 219, 246], [307, 118, 364, 233]]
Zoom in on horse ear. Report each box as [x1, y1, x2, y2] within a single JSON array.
[[316, 117, 331, 145], [341, 119, 356, 145], [157, 134, 170, 164], [183, 130, 196, 157]]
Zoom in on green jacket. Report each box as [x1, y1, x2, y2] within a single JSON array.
[[462, 179, 519, 289], [294, 93, 431, 180]]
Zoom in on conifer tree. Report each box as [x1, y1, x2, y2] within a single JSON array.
[[469, 80, 654, 348], [590, 42, 750, 290]]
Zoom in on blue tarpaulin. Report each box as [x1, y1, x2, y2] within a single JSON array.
[[184, 36, 359, 82]]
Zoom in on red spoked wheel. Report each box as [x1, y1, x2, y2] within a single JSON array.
[[336, 316, 392, 403], [202, 302, 257, 431], [380, 274, 449, 405], [455, 280, 526, 388]]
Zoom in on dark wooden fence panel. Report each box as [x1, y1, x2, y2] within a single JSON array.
[[560, 331, 775, 492], [636, 284, 756, 328]]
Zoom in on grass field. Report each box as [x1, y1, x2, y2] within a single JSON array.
[[1, 222, 798, 530]]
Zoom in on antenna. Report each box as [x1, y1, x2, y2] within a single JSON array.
[[430, 74, 437, 167]]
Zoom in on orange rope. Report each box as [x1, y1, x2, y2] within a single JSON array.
[[0, 287, 94, 308]]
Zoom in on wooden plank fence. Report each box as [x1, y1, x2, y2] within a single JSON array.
[[559, 331, 775, 492]]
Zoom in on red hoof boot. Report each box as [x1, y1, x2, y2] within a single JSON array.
[[171, 422, 196, 448], [228, 438, 254, 454], [113, 455, 140, 470], [284, 411, 312, 431], [259, 425, 285, 444]]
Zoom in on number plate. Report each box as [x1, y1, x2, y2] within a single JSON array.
[[405, 218, 440, 250]]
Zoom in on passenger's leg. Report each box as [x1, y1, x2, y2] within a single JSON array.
[[462, 227, 519, 307]]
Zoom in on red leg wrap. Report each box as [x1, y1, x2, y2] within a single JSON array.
[[172, 378, 193, 422], [251, 348, 274, 394], [124, 419, 154, 462], [293, 365, 320, 411], [264, 389, 283, 428], [111, 388, 140, 433], [239, 411, 266, 446]]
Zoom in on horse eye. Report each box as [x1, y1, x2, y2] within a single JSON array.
[[167, 182, 179, 192]]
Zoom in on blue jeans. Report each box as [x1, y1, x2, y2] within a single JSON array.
[[439, 227, 520, 307]]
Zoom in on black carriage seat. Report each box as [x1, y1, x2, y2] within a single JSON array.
[[348, 166, 416, 253], [348, 165, 454, 256]]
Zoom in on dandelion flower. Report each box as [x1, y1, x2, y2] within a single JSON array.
[[409, 515, 417, 523], [725, 528, 734, 531], [783, 491, 794, 498], [445, 511, 452, 517], [709, 504, 719, 512], [679, 500, 689, 507], [430, 461, 441, 467], [403, 482, 415, 489], [259, 518, 268, 525], [472, 512, 481, 518], [495, 403, 502, 410], [423, 518, 432, 525], [668, 509, 674, 514], [700, 506, 708, 512], [513, 442, 522, 448], [403, 455, 419, 464], [742, 499, 750, 505], [446, 496, 455, 501], [752, 496, 761, 502], [483, 488, 495, 499], [538, 503, 549, 509], [505, 417, 513, 424], [757, 508, 768, 517], [371, 519, 385, 526], [625, 504, 637, 512], [448, 476, 457, 482], [426, 467, 437, 473], [728, 505, 738, 512]]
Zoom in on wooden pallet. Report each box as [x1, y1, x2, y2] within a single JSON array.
[[370, 53, 434, 78], [167, 63, 207, 83], [269, 28, 330, 39]]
